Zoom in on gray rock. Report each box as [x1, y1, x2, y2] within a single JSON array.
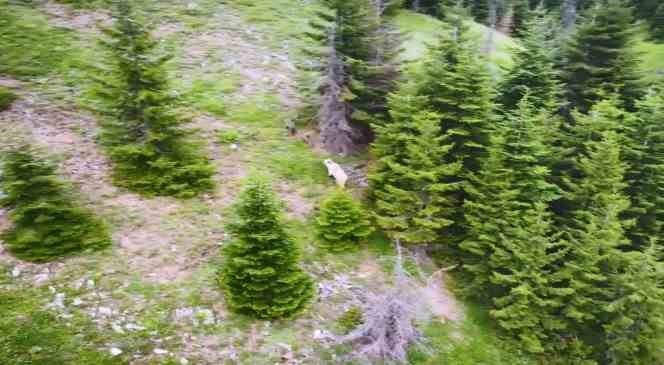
[[109, 347, 123, 356]]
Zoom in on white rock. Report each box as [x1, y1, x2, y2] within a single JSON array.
[[111, 323, 125, 334], [109, 347, 123, 356], [125, 323, 146, 331], [313, 329, 334, 341], [86, 279, 95, 289], [52, 293, 66, 309], [98, 307, 113, 317], [11, 267, 20, 278], [72, 298, 83, 306], [153, 348, 168, 355], [175, 307, 194, 321], [230, 143, 239, 150], [34, 273, 49, 285], [180, 358, 189, 365]]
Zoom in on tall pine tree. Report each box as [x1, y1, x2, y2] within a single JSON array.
[[304, 0, 400, 154], [0, 146, 110, 262], [559, 0, 643, 114], [498, 5, 560, 112], [557, 131, 634, 360], [94, 1, 214, 197], [462, 96, 560, 300], [415, 19, 495, 245], [602, 245, 664, 364], [370, 91, 461, 245], [219, 177, 313, 319], [623, 88, 664, 251]]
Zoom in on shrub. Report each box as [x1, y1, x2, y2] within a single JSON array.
[[0, 87, 17, 112], [316, 189, 373, 252]]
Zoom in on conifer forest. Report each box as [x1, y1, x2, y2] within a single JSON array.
[[1, 0, 664, 364]]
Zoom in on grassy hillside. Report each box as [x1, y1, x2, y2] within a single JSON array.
[[392, 10, 517, 69], [1, 1, 662, 364]]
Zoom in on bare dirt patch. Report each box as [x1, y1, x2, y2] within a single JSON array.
[[42, 0, 111, 31], [275, 181, 315, 220], [180, 8, 300, 108], [0, 85, 216, 284], [422, 270, 464, 323]]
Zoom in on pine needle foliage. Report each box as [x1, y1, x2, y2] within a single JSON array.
[[489, 203, 569, 354], [623, 88, 664, 250], [413, 18, 495, 244], [94, 1, 214, 198], [315, 189, 373, 252], [559, 0, 644, 114], [219, 177, 313, 319], [305, 0, 400, 124], [462, 96, 560, 300], [0, 146, 110, 263], [369, 91, 461, 245], [602, 245, 664, 364], [498, 5, 561, 112]]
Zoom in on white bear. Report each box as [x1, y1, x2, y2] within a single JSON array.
[[323, 159, 348, 188]]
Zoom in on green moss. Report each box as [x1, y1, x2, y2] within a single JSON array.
[[0, 86, 17, 111], [337, 306, 364, 334]]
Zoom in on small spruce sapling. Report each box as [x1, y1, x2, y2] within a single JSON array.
[[0, 146, 111, 262], [316, 189, 373, 252], [219, 177, 313, 319]]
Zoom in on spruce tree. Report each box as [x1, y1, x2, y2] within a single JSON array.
[[219, 177, 313, 319], [415, 20, 495, 245], [94, 1, 214, 197], [489, 203, 569, 354], [0, 146, 111, 262], [462, 96, 560, 300], [498, 5, 560, 112], [315, 189, 373, 252], [559, 0, 644, 114], [602, 245, 664, 364], [369, 91, 461, 245], [461, 134, 518, 299], [623, 88, 664, 250], [552, 98, 631, 222], [558, 131, 633, 357], [304, 0, 400, 154]]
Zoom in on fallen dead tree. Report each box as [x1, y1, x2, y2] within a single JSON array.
[[338, 240, 427, 363]]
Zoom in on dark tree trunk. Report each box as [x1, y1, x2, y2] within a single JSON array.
[[318, 28, 365, 156]]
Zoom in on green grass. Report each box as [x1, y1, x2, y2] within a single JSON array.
[[0, 1, 80, 79], [392, 9, 516, 69], [227, 0, 321, 51], [636, 39, 664, 82], [408, 303, 539, 365], [0, 272, 120, 365], [224, 95, 330, 187], [184, 77, 238, 117]]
